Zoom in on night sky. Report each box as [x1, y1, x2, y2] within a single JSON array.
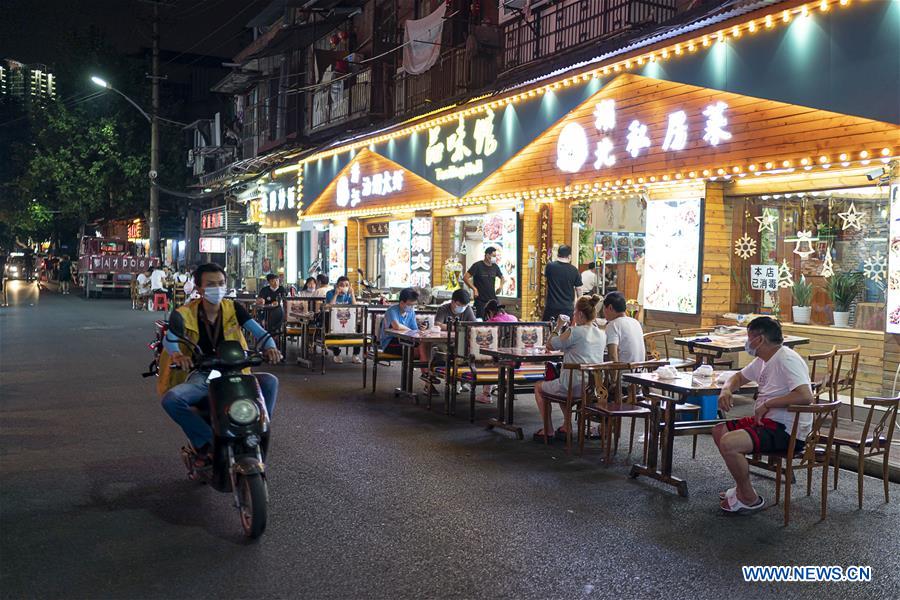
[[1, 0, 270, 69]]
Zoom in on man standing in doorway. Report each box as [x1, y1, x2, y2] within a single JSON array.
[[464, 246, 507, 318], [542, 245, 583, 322]]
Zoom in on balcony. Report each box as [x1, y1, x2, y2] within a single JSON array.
[[306, 65, 388, 136], [502, 0, 678, 74], [394, 45, 498, 116]]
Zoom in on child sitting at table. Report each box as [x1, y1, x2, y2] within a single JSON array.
[[475, 299, 518, 403], [532, 294, 606, 443]]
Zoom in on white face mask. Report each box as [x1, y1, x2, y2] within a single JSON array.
[[204, 286, 227, 305], [490, 256, 499, 265], [452, 304, 466, 315], [745, 337, 759, 357]]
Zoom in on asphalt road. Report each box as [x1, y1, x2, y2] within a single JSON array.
[[2, 292, 899, 599]]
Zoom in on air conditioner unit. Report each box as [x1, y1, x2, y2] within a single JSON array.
[[499, 0, 553, 25]]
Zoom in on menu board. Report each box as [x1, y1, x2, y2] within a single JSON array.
[[479, 210, 518, 297], [594, 231, 645, 264], [328, 224, 346, 284], [642, 198, 702, 314], [887, 184, 900, 333], [385, 220, 412, 288]]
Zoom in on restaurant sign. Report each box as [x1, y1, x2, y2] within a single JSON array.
[[200, 206, 227, 231], [750, 264, 779, 291]]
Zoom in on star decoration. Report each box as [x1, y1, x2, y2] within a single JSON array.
[[792, 230, 816, 259], [821, 251, 834, 278], [755, 209, 778, 233], [777, 259, 794, 288], [838, 202, 866, 231], [733, 235, 757, 259], [863, 251, 887, 284]]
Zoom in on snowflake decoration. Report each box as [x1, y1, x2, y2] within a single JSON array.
[[733, 235, 757, 259], [838, 202, 866, 231], [792, 230, 816, 259], [863, 251, 887, 284], [777, 259, 794, 288], [755, 209, 778, 233], [821, 251, 834, 278]]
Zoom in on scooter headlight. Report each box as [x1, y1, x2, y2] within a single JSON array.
[[229, 399, 259, 425]]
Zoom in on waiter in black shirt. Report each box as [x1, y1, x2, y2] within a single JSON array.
[[542, 244, 583, 322], [256, 273, 287, 333], [464, 246, 507, 318]]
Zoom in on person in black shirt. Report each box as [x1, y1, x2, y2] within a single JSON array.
[[464, 246, 507, 318], [256, 273, 286, 333], [542, 244, 583, 322]]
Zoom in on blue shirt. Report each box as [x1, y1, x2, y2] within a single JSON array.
[[325, 290, 353, 304], [380, 304, 417, 349]]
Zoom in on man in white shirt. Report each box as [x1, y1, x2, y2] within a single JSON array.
[[313, 274, 332, 298], [602, 291, 645, 363], [713, 317, 813, 514], [150, 266, 171, 299], [580, 262, 598, 294]]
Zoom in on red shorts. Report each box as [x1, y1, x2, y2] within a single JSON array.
[[725, 416, 801, 453]]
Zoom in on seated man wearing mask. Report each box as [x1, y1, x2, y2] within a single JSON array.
[[712, 317, 813, 514], [159, 263, 282, 470], [434, 288, 475, 329]]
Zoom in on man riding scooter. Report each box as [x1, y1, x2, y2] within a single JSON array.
[[158, 263, 282, 470]]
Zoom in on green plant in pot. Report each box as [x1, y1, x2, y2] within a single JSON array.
[[791, 275, 813, 324], [825, 272, 862, 328]]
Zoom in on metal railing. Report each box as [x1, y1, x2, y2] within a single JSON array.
[[502, 0, 678, 73], [395, 46, 498, 116], [307, 66, 375, 134]]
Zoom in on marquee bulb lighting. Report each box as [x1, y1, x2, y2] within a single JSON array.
[[732, 26, 741, 38], [820, 0, 829, 11], [782, 10, 791, 22], [859, 150, 868, 159], [765, 15, 774, 28], [765, 162, 774, 169], [702, 36, 710, 47], [748, 21, 757, 33]]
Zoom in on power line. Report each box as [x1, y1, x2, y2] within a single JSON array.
[[163, 2, 259, 67]]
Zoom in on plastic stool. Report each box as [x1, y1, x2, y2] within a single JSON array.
[[153, 293, 170, 312]]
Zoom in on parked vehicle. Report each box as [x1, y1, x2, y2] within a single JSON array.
[[77, 236, 158, 298]]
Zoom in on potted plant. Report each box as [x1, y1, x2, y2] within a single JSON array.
[[825, 272, 862, 328], [791, 275, 813, 324]]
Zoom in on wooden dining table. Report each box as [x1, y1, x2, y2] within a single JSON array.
[[622, 370, 757, 498], [392, 328, 448, 403], [673, 333, 809, 365], [480, 347, 563, 440]]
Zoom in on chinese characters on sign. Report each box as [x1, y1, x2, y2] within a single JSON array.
[[259, 185, 296, 214], [200, 207, 226, 230], [427, 110, 498, 181], [336, 162, 405, 208], [127, 221, 144, 240], [555, 99, 733, 173], [750, 264, 779, 291], [410, 217, 433, 288]]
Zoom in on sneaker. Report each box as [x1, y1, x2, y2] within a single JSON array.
[[352, 354, 362, 364], [475, 392, 492, 404], [333, 354, 343, 363], [459, 383, 471, 393]]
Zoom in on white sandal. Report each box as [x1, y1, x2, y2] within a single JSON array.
[[720, 488, 765, 514], [718, 486, 736, 500]]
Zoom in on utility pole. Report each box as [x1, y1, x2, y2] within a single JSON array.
[[149, 0, 161, 258]]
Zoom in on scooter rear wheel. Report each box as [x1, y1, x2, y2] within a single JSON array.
[[237, 473, 268, 538]]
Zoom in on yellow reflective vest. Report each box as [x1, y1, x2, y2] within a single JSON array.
[[157, 299, 249, 396]]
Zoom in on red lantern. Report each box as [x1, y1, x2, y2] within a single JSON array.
[[329, 34, 340, 47], [338, 30, 349, 41]]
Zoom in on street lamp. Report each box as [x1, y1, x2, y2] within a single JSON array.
[[91, 74, 159, 258]]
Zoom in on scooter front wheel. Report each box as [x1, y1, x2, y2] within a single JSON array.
[[237, 473, 268, 538]]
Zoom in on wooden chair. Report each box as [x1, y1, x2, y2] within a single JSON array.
[[172, 283, 186, 307], [364, 311, 402, 392], [577, 363, 652, 464], [643, 329, 695, 370], [677, 327, 733, 370], [539, 363, 588, 453], [808, 346, 836, 403], [754, 401, 841, 526], [833, 346, 861, 420], [830, 395, 899, 509]]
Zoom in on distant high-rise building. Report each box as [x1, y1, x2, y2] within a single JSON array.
[[1, 59, 56, 106]]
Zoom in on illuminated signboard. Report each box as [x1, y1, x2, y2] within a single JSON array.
[[259, 185, 297, 214], [336, 162, 404, 208], [199, 237, 227, 253], [201, 206, 227, 231], [425, 109, 498, 182], [555, 99, 733, 174], [127, 221, 144, 240]]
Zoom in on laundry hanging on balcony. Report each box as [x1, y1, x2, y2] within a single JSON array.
[[402, 4, 446, 75]]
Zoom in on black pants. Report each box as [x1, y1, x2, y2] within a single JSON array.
[[542, 305, 573, 323], [474, 297, 495, 319], [331, 346, 361, 356]]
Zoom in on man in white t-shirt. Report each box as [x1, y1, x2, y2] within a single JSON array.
[[580, 263, 598, 294], [150, 266, 170, 299], [602, 291, 645, 363], [713, 316, 813, 514]]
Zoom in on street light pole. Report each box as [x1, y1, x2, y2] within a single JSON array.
[[149, 0, 161, 259]]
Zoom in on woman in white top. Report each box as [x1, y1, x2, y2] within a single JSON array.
[[533, 294, 607, 443]]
